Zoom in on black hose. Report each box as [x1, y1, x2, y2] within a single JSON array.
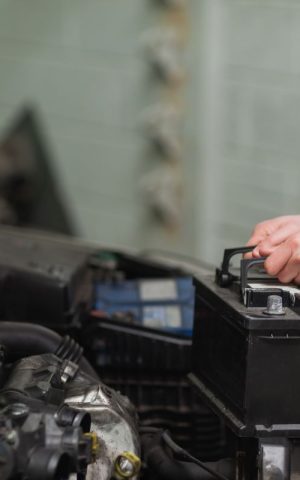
[[144, 442, 202, 480], [142, 432, 234, 480], [0, 322, 98, 380], [161, 431, 232, 480]]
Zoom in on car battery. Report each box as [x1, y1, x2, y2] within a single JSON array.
[[189, 246, 300, 437]]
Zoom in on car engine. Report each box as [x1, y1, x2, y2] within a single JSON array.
[[0, 229, 299, 479], [0, 322, 140, 480]]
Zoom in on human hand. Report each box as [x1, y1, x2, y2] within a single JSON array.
[[246, 215, 300, 283]]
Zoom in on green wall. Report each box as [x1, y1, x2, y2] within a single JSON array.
[[0, 0, 197, 256]]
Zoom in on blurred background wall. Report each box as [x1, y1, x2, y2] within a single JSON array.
[[0, 0, 300, 264], [194, 0, 300, 263]]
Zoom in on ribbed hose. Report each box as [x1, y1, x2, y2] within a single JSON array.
[[55, 336, 83, 364], [0, 322, 98, 379]]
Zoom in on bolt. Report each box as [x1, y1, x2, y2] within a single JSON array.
[[114, 452, 141, 479], [59, 362, 78, 384], [263, 295, 285, 316], [118, 458, 134, 475]]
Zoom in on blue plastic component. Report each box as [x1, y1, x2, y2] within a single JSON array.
[[94, 277, 195, 337]]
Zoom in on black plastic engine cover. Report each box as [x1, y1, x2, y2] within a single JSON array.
[[190, 274, 300, 437], [0, 229, 91, 325]]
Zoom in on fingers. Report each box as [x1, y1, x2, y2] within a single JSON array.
[[294, 273, 300, 285], [253, 222, 300, 258], [278, 262, 300, 283], [263, 234, 300, 282], [246, 216, 289, 248], [245, 217, 288, 259], [244, 215, 300, 284], [245, 216, 300, 284], [244, 249, 256, 260], [245, 216, 300, 263], [264, 243, 293, 277]]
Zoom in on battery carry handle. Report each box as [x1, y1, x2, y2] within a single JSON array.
[[215, 246, 266, 288]]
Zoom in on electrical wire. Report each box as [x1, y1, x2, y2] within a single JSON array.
[[161, 430, 232, 480]]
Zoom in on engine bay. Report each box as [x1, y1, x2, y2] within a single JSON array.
[[0, 229, 297, 479]]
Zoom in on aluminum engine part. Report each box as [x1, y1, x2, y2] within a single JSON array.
[[1, 353, 140, 480], [66, 369, 140, 480]]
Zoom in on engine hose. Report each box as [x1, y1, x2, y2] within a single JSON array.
[[0, 322, 98, 379], [55, 336, 83, 364], [142, 433, 235, 480]]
